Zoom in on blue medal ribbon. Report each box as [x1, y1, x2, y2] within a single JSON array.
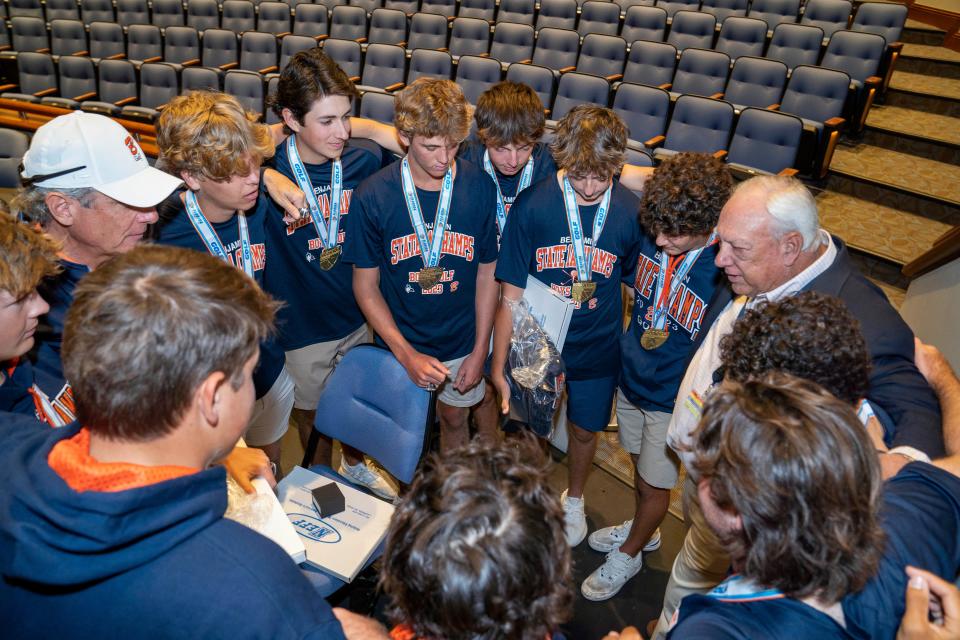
[[400, 156, 454, 269], [483, 149, 534, 235], [650, 231, 718, 330], [708, 575, 785, 602], [184, 190, 253, 277], [561, 174, 612, 284], [286, 136, 342, 250]]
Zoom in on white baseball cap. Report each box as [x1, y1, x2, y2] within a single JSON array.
[[21, 111, 182, 208]]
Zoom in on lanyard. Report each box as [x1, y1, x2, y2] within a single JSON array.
[[708, 575, 785, 602], [483, 149, 534, 234], [184, 190, 253, 277], [286, 136, 342, 249], [400, 156, 454, 269], [650, 231, 718, 330], [561, 175, 611, 283]]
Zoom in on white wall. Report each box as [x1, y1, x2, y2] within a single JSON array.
[[901, 257, 960, 369]]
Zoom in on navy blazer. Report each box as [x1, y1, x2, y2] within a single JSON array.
[[688, 236, 944, 457]]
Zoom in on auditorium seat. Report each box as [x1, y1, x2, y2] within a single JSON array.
[[549, 71, 610, 122], [1, 51, 57, 101], [279, 34, 318, 68], [368, 8, 408, 46], [89, 21, 125, 60], [151, 0, 185, 29], [350, 0, 383, 16], [45, 0, 80, 23], [505, 62, 556, 111], [620, 6, 668, 44], [531, 27, 580, 77], [43, 55, 97, 109], [0, 129, 29, 188], [384, 0, 420, 16], [622, 39, 677, 88], [81, 58, 139, 115], [671, 47, 730, 98], [726, 106, 803, 175], [323, 38, 363, 79], [777, 63, 848, 176], [496, 0, 535, 25], [799, 0, 852, 42], [406, 47, 452, 81], [188, 0, 222, 31], [164, 26, 202, 68], [657, 0, 701, 20], [181, 65, 221, 92], [221, 0, 256, 33], [449, 17, 490, 59], [611, 81, 670, 147], [81, 0, 115, 26], [406, 12, 448, 51], [455, 54, 502, 103], [330, 5, 369, 42], [8, 0, 43, 20], [490, 22, 534, 66], [723, 56, 787, 109], [715, 16, 768, 60], [127, 24, 164, 64], [852, 1, 907, 45], [458, 0, 496, 23], [202, 28, 240, 72], [747, 0, 801, 33], [10, 17, 50, 53], [667, 10, 717, 52], [536, 0, 578, 32], [358, 42, 406, 91], [820, 29, 885, 131], [651, 94, 734, 158], [116, 0, 150, 28], [50, 20, 89, 58], [765, 23, 824, 70], [122, 61, 178, 120], [420, 0, 457, 19], [578, 1, 622, 37], [699, 0, 748, 23], [258, 2, 293, 37], [576, 34, 627, 82], [240, 31, 279, 73], [359, 89, 396, 123], [293, 4, 330, 40]]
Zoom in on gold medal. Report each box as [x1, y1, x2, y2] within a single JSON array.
[[641, 328, 670, 350], [318, 246, 341, 271], [571, 281, 596, 303], [418, 266, 444, 290]]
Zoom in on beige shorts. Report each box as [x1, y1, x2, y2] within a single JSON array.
[[437, 354, 487, 408], [284, 324, 370, 410], [616, 388, 679, 490], [246, 367, 294, 447]]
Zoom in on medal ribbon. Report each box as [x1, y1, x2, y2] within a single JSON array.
[[286, 136, 342, 250], [483, 149, 534, 234], [650, 231, 718, 330], [184, 190, 253, 277], [561, 175, 612, 284], [400, 156, 454, 269], [707, 574, 785, 602]]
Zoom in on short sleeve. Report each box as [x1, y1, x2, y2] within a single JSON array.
[[341, 186, 381, 268], [495, 190, 535, 288]]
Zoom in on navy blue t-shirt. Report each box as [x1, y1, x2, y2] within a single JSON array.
[[264, 141, 383, 350], [620, 235, 723, 412], [496, 176, 642, 380], [458, 138, 558, 217], [1, 359, 37, 419], [154, 190, 285, 398], [669, 462, 960, 639], [342, 159, 499, 362]]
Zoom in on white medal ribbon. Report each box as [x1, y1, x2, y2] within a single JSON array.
[[708, 575, 785, 602], [185, 190, 253, 277], [561, 175, 612, 283], [483, 149, 534, 234], [286, 136, 342, 250], [650, 231, 718, 330], [400, 156, 454, 269]]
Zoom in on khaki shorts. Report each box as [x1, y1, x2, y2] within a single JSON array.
[[246, 367, 294, 446], [437, 354, 487, 408], [616, 388, 679, 490], [284, 324, 370, 410]]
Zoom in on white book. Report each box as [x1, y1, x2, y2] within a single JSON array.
[[523, 274, 575, 352], [277, 466, 395, 583], [251, 477, 307, 564]]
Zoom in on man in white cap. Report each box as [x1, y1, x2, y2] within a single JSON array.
[[13, 112, 182, 417]]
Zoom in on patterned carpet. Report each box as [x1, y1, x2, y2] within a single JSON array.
[[831, 144, 960, 206], [867, 105, 960, 147]]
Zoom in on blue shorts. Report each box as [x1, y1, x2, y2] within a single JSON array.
[[566, 376, 617, 432]]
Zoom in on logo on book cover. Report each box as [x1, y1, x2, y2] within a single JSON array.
[[289, 513, 343, 543]]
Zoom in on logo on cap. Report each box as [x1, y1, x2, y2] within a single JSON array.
[[123, 135, 143, 162]]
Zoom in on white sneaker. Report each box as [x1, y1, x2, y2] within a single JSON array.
[[588, 519, 662, 553], [338, 459, 398, 502], [581, 549, 645, 601], [561, 489, 588, 547]]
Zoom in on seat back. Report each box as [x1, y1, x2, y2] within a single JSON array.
[[449, 16, 490, 57], [578, 1, 622, 36], [724, 56, 787, 107], [323, 38, 362, 78], [577, 34, 627, 79], [11, 17, 49, 53], [727, 106, 802, 173], [349, 0, 382, 14], [421, 0, 457, 17], [359, 90, 396, 122], [531, 27, 580, 69], [15, 51, 57, 95], [117, 0, 150, 26], [222, 0, 257, 32], [45, 0, 80, 22], [766, 23, 824, 69], [667, 10, 717, 52], [747, 0, 800, 30], [505, 61, 555, 108], [623, 40, 677, 86], [202, 28, 240, 69], [181, 65, 220, 92], [360, 42, 405, 87], [312, 345, 432, 484], [657, 0, 700, 18], [779, 63, 849, 122], [663, 94, 734, 152], [165, 27, 201, 66], [57, 55, 96, 100], [699, 0, 748, 22], [672, 48, 730, 96], [490, 22, 534, 63], [258, 2, 293, 35], [0, 129, 29, 188], [821, 29, 885, 84], [139, 62, 179, 109], [851, 1, 907, 45], [497, 0, 535, 25], [368, 8, 408, 45], [224, 69, 264, 114], [188, 0, 221, 31], [151, 0, 185, 28], [51, 19, 88, 57], [715, 16, 768, 60], [407, 47, 452, 81], [385, 0, 420, 12], [407, 12, 448, 50], [330, 5, 368, 41], [800, 0, 852, 39], [80, 0, 114, 25], [552, 71, 609, 120], [128, 25, 165, 63], [459, 0, 496, 22], [241, 31, 279, 72], [612, 81, 669, 143], [8, 0, 43, 19], [455, 54, 501, 103], [97, 59, 137, 104], [293, 4, 329, 38], [536, 0, 578, 32], [620, 6, 667, 43], [89, 21, 125, 59], [279, 34, 317, 68]]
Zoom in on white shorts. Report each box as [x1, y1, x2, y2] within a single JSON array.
[[437, 354, 486, 408], [245, 366, 295, 446], [284, 325, 370, 410], [616, 388, 679, 490]]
